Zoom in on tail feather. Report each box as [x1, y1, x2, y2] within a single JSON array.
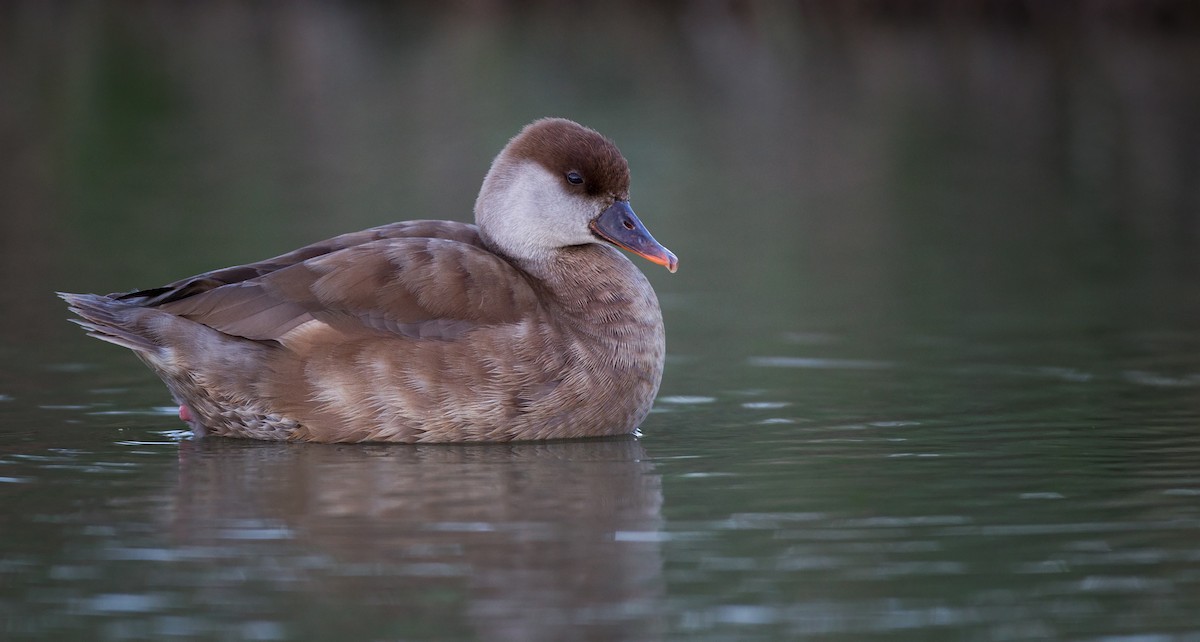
[[58, 292, 159, 353]]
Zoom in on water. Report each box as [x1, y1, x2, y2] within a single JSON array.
[[7, 327, 1200, 641], [3, 3, 1200, 640]]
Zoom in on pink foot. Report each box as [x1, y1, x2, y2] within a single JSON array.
[[179, 404, 193, 422]]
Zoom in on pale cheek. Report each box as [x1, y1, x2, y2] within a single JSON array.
[[534, 192, 598, 246], [477, 161, 603, 254]]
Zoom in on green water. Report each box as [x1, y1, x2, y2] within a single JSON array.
[[2, 3, 1200, 640]]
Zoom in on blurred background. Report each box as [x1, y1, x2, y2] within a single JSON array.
[[3, 0, 1198, 344], [3, 2, 1200, 640]]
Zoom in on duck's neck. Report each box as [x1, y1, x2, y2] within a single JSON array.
[[517, 244, 664, 340]]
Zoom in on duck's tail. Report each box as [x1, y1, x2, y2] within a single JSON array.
[[58, 292, 159, 353]]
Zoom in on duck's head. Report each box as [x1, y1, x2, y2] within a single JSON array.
[[475, 118, 678, 273]]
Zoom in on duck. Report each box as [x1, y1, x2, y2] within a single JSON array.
[[60, 118, 677, 443]]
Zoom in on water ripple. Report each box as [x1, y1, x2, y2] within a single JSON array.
[[748, 356, 894, 370], [659, 395, 718, 405]]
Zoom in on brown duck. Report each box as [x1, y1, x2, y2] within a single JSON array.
[[60, 118, 677, 443]]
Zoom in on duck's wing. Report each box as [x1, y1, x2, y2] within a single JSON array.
[[115, 221, 485, 306], [125, 223, 540, 345]]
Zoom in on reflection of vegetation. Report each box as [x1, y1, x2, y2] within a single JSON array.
[[1, 1, 1198, 345], [65, 18, 181, 245]]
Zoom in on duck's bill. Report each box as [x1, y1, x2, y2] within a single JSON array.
[[589, 201, 679, 273]]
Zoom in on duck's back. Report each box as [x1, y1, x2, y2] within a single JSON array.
[[115, 220, 487, 307]]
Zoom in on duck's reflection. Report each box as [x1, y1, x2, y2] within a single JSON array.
[[169, 437, 664, 640]]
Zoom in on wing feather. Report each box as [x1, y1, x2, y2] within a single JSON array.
[[140, 225, 537, 345]]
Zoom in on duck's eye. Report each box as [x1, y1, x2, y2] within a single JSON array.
[[566, 171, 584, 185]]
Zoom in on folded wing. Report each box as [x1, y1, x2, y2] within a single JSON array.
[[118, 222, 538, 345]]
